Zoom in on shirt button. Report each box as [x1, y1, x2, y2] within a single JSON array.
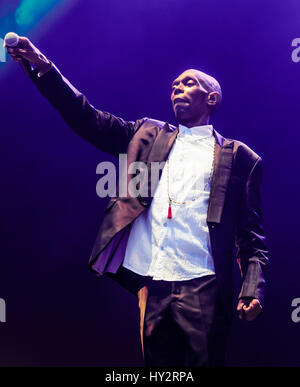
[[163, 222, 167, 227]]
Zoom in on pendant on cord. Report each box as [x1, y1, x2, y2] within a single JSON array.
[[168, 199, 172, 219]]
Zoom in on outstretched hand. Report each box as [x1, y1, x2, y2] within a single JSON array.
[[5, 36, 51, 76], [236, 298, 262, 321]]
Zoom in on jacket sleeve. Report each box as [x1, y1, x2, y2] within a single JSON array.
[[236, 157, 269, 306], [27, 63, 145, 157]]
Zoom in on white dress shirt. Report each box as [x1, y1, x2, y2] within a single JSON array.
[[122, 124, 216, 281]]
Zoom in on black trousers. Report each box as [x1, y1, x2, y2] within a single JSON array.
[[111, 267, 231, 367]]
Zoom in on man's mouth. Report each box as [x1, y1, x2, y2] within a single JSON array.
[[173, 97, 188, 105]]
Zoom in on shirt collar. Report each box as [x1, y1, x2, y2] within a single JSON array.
[[178, 124, 213, 139]]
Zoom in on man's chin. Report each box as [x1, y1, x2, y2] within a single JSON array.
[[174, 110, 189, 124]]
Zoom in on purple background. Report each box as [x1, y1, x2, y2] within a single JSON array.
[[0, 0, 300, 366]]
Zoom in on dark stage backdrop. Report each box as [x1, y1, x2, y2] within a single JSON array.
[[0, 0, 299, 366]]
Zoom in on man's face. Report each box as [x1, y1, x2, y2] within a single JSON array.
[[171, 70, 209, 126]]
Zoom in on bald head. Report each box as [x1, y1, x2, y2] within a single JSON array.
[[171, 69, 222, 127], [186, 69, 222, 104]]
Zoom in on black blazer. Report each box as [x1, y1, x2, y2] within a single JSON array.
[[29, 64, 269, 320]]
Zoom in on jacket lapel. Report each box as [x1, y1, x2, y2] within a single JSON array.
[[207, 129, 234, 223], [147, 122, 178, 163]]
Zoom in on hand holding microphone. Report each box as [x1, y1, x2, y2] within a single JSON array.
[[4, 33, 52, 76]]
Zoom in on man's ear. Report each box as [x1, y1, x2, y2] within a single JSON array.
[[207, 91, 221, 107]]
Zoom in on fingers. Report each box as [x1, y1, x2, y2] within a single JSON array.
[[236, 299, 262, 321], [236, 299, 243, 312], [236, 300, 246, 320], [16, 36, 31, 49], [14, 48, 34, 61], [6, 48, 22, 63], [7, 50, 23, 62], [243, 299, 259, 312], [6, 47, 35, 64]]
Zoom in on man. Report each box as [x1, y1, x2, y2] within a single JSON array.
[[7, 37, 269, 366]]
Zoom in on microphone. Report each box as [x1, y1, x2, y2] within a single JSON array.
[[4, 32, 32, 75], [4, 32, 19, 47]]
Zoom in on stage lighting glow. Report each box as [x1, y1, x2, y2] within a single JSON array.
[[15, 0, 59, 27]]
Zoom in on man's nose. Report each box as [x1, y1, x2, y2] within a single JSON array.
[[174, 84, 184, 95]]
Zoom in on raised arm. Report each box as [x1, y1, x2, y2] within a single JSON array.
[[6, 36, 145, 157]]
